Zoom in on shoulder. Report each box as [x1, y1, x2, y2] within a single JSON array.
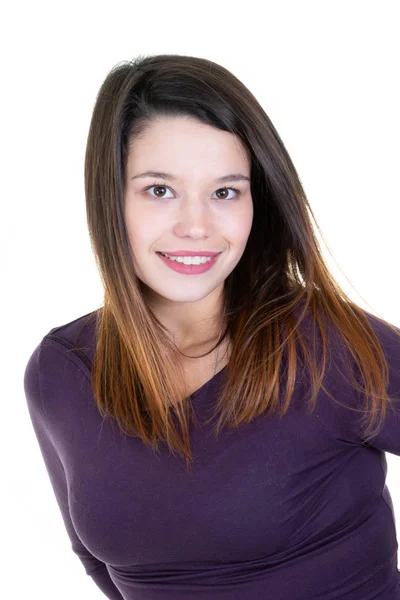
[[327, 309, 400, 388], [45, 309, 100, 357], [360, 311, 400, 403], [362, 311, 400, 360], [23, 308, 100, 410], [295, 301, 400, 369], [313, 307, 400, 449]]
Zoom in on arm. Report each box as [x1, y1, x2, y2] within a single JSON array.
[[24, 341, 124, 600]]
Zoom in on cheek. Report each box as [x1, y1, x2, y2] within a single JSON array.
[[229, 207, 253, 246], [125, 206, 161, 249]]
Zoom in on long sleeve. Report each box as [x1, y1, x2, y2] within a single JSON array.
[[23, 340, 124, 600], [315, 312, 400, 456]]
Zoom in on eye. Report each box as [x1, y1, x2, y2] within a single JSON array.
[[212, 187, 241, 200], [144, 183, 241, 200], [145, 184, 174, 199]]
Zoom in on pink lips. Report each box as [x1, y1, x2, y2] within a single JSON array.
[[157, 251, 220, 275]]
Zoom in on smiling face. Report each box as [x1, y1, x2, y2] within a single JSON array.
[[123, 115, 253, 338]]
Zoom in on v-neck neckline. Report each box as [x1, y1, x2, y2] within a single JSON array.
[[189, 364, 228, 401]]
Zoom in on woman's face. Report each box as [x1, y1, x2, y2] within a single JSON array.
[[123, 116, 253, 309]]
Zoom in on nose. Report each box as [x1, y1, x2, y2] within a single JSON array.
[[175, 197, 214, 236]]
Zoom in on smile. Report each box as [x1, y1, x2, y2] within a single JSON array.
[[156, 251, 220, 274]]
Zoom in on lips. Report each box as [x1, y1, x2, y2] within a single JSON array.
[[157, 250, 220, 274]]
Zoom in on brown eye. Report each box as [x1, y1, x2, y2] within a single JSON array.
[[214, 187, 240, 200], [154, 186, 166, 197], [145, 184, 173, 199], [216, 188, 228, 199]]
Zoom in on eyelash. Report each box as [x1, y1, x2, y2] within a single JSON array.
[[144, 181, 241, 200]]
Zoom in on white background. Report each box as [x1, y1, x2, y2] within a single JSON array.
[[2, 0, 399, 598]]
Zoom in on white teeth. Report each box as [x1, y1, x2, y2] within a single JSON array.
[[161, 253, 212, 265]]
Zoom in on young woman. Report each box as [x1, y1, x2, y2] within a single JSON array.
[[24, 54, 400, 599]]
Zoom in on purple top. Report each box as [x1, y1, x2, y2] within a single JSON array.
[[23, 307, 400, 599]]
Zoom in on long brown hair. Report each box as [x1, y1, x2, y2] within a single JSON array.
[[82, 53, 400, 472]]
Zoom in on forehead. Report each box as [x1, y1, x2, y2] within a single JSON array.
[[127, 116, 250, 176]]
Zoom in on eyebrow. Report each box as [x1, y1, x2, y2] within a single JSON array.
[[130, 171, 250, 183]]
